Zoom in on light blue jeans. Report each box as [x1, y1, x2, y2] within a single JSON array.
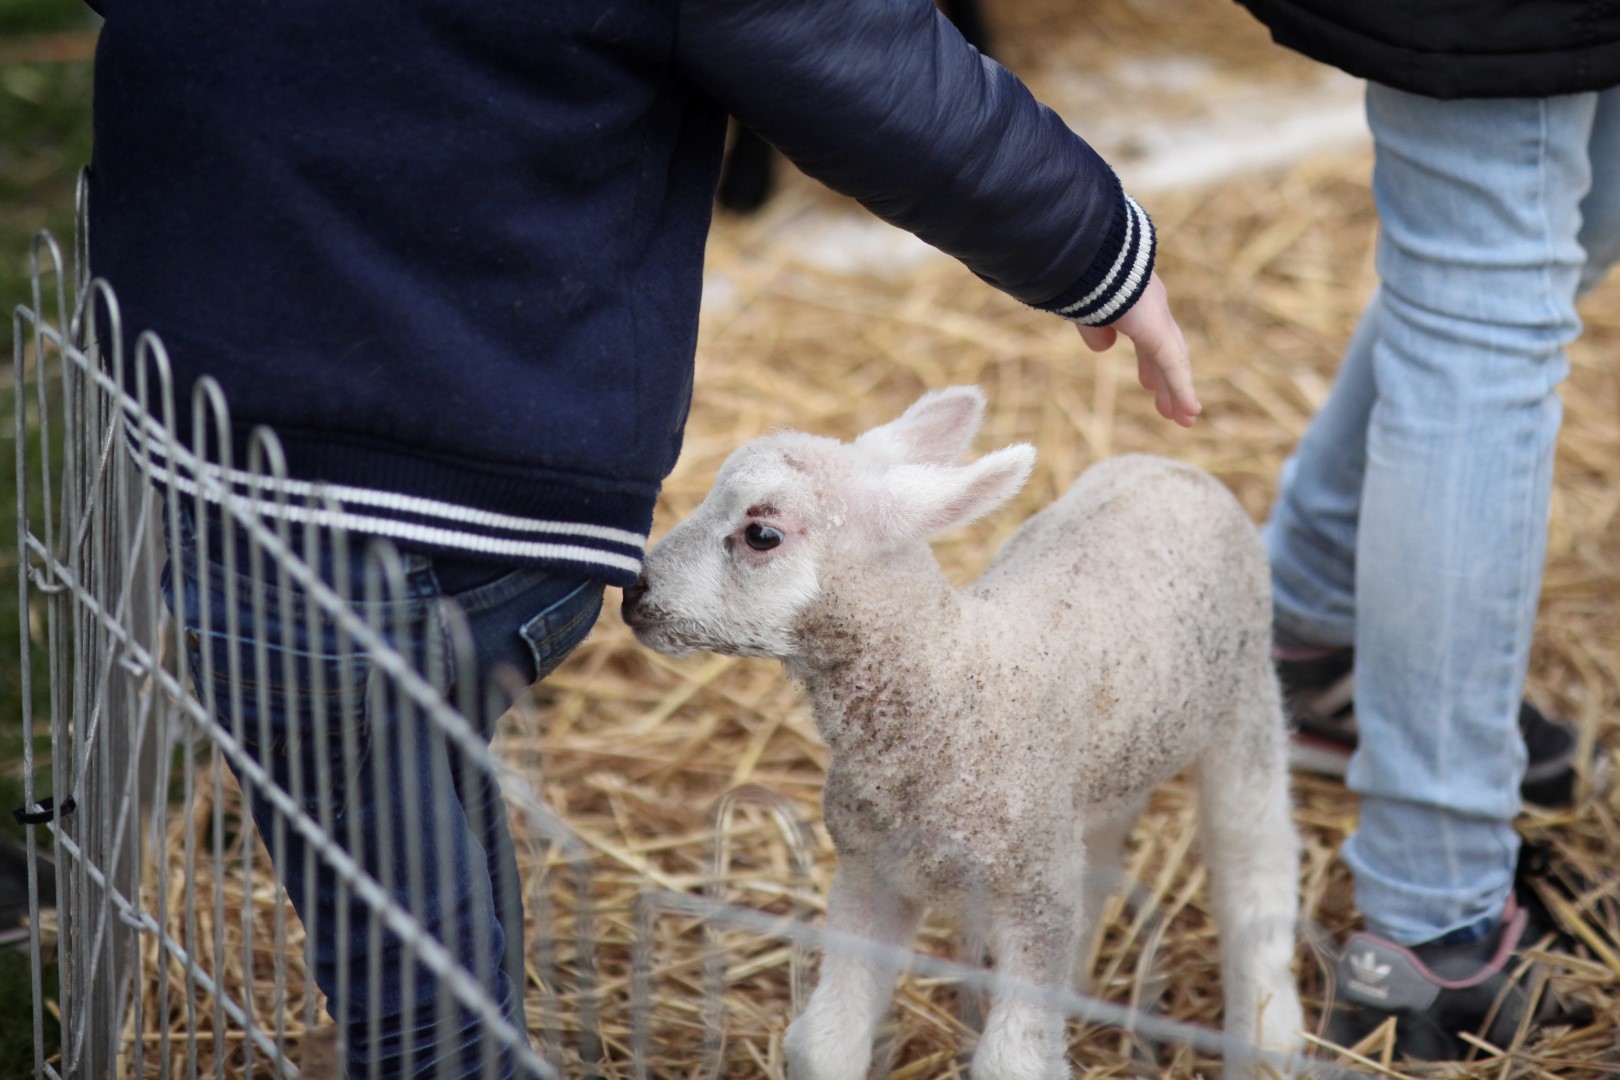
[[1266, 83, 1620, 946]]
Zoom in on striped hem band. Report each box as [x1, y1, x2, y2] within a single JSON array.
[[123, 415, 647, 580]]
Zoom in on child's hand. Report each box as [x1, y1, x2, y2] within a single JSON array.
[[1075, 272, 1201, 427]]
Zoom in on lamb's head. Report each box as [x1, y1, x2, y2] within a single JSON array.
[[622, 386, 1035, 659]]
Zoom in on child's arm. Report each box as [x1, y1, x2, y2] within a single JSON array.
[[679, 0, 1199, 425]]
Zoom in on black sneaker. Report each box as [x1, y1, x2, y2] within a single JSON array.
[[1277, 648, 1602, 809], [1326, 891, 1594, 1062], [1512, 840, 1620, 971]]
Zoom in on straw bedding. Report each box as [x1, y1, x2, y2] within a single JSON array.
[[119, 1, 1620, 1076]]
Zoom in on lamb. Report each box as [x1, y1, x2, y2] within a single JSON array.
[[620, 387, 1304, 1080]]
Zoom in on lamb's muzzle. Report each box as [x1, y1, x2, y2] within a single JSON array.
[[630, 386, 1305, 1079]]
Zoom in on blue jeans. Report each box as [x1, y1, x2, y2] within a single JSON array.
[[165, 502, 604, 1077], [1266, 84, 1620, 946]]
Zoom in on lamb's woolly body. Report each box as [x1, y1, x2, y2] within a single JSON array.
[[800, 456, 1275, 902], [625, 388, 1303, 1080]]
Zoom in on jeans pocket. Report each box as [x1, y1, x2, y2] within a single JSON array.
[[518, 580, 605, 683], [178, 584, 378, 824]]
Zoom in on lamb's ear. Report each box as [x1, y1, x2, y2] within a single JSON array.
[[877, 444, 1036, 541], [855, 386, 986, 465]]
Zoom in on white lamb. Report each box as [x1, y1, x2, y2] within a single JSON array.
[[621, 387, 1304, 1080]]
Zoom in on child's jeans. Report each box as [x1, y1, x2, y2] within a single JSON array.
[[164, 500, 604, 1077], [1266, 83, 1620, 945]]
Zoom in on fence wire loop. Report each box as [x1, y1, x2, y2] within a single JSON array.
[[24, 559, 66, 595]]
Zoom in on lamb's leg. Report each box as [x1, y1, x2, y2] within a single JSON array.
[[973, 895, 1078, 1080], [1195, 695, 1305, 1075], [785, 860, 921, 1080], [1073, 803, 1140, 992]]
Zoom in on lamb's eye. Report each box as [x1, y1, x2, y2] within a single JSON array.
[[743, 522, 783, 551]]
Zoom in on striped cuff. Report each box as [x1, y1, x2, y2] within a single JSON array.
[[1038, 190, 1156, 327]]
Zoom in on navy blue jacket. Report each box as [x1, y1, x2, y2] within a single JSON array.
[[89, 0, 1155, 585]]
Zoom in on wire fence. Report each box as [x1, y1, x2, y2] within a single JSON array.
[[10, 182, 1369, 1080]]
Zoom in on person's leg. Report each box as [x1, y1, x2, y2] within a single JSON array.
[[1269, 83, 1620, 655], [1270, 85, 1620, 651], [1265, 300, 1379, 650], [168, 518, 516, 1077], [1342, 84, 1591, 946], [341, 558, 602, 1078], [1578, 85, 1620, 296], [167, 504, 602, 1078], [433, 563, 606, 1015]]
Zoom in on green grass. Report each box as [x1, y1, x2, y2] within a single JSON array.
[[2, 5, 99, 1076], [0, 38, 95, 314], [3, 2, 96, 822], [1, 2, 97, 817]]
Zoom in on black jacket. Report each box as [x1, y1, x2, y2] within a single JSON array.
[[1235, 0, 1620, 98], [89, 0, 1153, 585]]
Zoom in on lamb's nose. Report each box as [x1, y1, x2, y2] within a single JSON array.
[[620, 577, 648, 622]]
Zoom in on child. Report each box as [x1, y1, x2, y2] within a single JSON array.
[[1237, 0, 1620, 1060]]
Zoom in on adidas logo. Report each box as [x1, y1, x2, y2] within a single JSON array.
[[1346, 948, 1394, 1001]]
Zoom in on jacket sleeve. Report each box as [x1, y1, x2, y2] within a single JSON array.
[[676, 0, 1154, 325]]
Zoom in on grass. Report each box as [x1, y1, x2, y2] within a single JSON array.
[[1, 4, 98, 1076], [0, 5, 95, 308], [1, 0, 97, 821], [2, 0, 97, 787]]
